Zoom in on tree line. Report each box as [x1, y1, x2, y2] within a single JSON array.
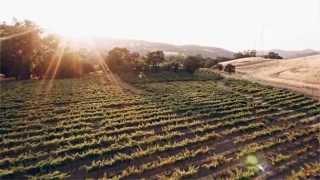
[[0, 20, 95, 80], [233, 50, 283, 59], [0, 20, 231, 80], [0, 19, 282, 80], [103, 47, 234, 75]]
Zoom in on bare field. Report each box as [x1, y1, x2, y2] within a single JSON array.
[[221, 55, 320, 99]]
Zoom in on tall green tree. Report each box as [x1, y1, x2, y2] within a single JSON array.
[[264, 52, 283, 59], [183, 55, 203, 73], [105, 47, 140, 73], [105, 47, 130, 72], [32, 34, 60, 79], [0, 20, 41, 79], [145, 50, 165, 72], [234, 50, 256, 59]]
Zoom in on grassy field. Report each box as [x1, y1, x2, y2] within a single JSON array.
[[0, 72, 320, 179], [220, 55, 320, 99]]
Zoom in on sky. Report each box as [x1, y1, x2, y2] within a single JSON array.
[[1, 0, 319, 51]]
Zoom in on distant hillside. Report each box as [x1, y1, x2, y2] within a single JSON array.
[[258, 49, 320, 59], [220, 55, 320, 99], [68, 37, 319, 59], [92, 38, 234, 58]]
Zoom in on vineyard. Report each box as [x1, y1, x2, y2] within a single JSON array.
[[0, 73, 320, 179]]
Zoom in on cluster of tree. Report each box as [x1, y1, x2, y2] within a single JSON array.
[[104, 47, 235, 75], [1, 19, 235, 80], [212, 63, 235, 73], [202, 56, 232, 68], [103, 47, 141, 73], [234, 50, 257, 59], [263, 52, 283, 59], [0, 20, 41, 79], [224, 64, 236, 73], [233, 50, 283, 60], [104, 48, 225, 74], [0, 20, 95, 80], [182, 55, 203, 73]]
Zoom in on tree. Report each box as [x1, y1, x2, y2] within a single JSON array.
[[55, 49, 83, 78], [264, 52, 283, 59], [249, 50, 257, 57], [234, 50, 256, 59], [170, 62, 180, 72], [145, 50, 165, 72], [215, 56, 232, 62], [105, 47, 130, 72], [166, 54, 185, 64], [33, 40, 95, 79], [161, 61, 180, 72], [233, 52, 243, 59], [163, 55, 185, 72], [32, 34, 60, 79], [183, 55, 202, 73], [105, 47, 141, 73], [127, 52, 142, 72], [213, 64, 223, 71], [203, 57, 218, 68], [224, 64, 235, 73], [0, 20, 41, 79], [1, 20, 95, 80], [81, 62, 95, 74]]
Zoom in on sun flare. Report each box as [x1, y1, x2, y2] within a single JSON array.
[[47, 23, 95, 39], [1, 0, 319, 50]]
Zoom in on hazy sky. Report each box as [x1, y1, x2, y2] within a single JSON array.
[[1, 0, 319, 51]]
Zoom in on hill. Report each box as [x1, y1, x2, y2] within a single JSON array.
[[80, 38, 235, 58], [258, 49, 320, 59], [67, 37, 319, 59], [221, 55, 320, 99]]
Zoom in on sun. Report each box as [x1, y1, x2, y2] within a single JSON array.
[[47, 24, 93, 39]]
